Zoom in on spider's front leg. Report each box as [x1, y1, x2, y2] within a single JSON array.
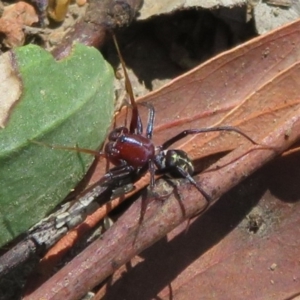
[[137, 102, 155, 139], [160, 126, 258, 150]]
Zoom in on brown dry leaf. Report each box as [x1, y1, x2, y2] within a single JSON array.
[[27, 19, 300, 300], [0, 2, 38, 48]]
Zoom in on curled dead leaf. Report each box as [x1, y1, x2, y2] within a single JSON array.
[[0, 2, 38, 48]]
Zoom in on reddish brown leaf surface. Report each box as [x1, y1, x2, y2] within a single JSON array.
[[27, 20, 300, 300]]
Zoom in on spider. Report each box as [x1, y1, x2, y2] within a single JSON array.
[[91, 33, 259, 206]]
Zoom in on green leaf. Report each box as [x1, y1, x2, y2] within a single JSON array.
[[0, 44, 114, 247]]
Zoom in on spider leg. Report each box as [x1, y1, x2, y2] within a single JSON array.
[[100, 162, 135, 185], [148, 159, 156, 189], [30, 140, 105, 158], [112, 33, 142, 135], [174, 165, 211, 203], [112, 33, 156, 139], [160, 126, 258, 150], [138, 102, 155, 139], [136, 115, 143, 135]]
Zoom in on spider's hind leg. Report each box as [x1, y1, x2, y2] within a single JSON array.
[[174, 166, 212, 204], [155, 149, 212, 205]]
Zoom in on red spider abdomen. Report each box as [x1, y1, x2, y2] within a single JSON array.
[[105, 134, 155, 170]]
